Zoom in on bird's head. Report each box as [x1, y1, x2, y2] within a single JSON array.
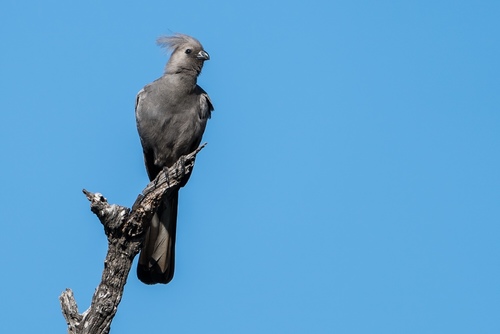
[[158, 34, 210, 76]]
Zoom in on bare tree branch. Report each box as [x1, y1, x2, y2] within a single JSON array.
[[59, 144, 206, 334]]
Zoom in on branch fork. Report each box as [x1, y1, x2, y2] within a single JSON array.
[[59, 144, 206, 334]]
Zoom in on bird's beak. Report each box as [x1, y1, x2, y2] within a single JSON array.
[[196, 50, 210, 60]]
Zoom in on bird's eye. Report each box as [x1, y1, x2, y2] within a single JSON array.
[[185, 49, 192, 54]]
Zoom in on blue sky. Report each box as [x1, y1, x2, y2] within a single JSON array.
[[1, 0, 499, 333]]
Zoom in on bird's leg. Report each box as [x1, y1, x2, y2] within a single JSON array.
[[161, 155, 191, 188], [162, 166, 172, 187], [175, 156, 187, 181], [161, 156, 186, 187]]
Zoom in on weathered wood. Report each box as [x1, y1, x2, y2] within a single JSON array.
[[59, 144, 206, 334]]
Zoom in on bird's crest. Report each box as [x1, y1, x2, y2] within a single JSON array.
[[156, 34, 202, 52]]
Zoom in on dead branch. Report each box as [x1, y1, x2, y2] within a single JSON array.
[[59, 144, 206, 334]]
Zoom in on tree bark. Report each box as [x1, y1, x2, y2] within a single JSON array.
[[59, 144, 206, 334]]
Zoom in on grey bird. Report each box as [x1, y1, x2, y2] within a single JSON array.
[[135, 34, 213, 284]]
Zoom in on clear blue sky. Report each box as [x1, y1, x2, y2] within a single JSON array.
[[1, 0, 499, 333]]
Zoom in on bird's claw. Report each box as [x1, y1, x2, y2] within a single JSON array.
[[175, 156, 187, 178], [162, 166, 171, 186]]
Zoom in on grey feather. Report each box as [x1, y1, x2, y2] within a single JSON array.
[[156, 34, 202, 52], [135, 34, 213, 284]]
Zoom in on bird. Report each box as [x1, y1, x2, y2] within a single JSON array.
[[135, 34, 213, 284]]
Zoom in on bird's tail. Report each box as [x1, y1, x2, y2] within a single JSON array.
[[137, 191, 178, 284]]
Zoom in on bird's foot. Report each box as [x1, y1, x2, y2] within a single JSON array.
[[175, 156, 187, 179], [162, 166, 171, 186]]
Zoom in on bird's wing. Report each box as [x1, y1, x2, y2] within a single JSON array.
[[135, 86, 163, 180], [197, 85, 214, 120]]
